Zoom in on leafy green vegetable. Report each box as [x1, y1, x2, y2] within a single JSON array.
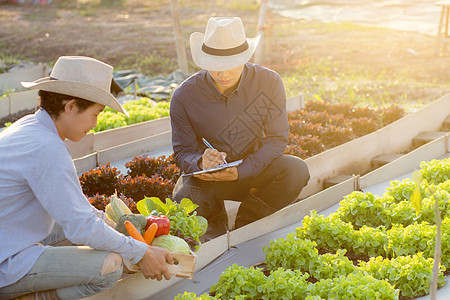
[[197, 216, 208, 236], [91, 98, 170, 132], [263, 233, 319, 273], [310, 249, 357, 281], [420, 158, 450, 185], [311, 271, 398, 299], [210, 264, 266, 300], [262, 268, 312, 300], [151, 235, 191, 254], [359, 253, 445, 298], [174, 292, 217, 300], [137, 197, 206, 251]]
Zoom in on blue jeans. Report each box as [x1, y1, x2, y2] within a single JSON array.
[[0, 224, 122, 300]]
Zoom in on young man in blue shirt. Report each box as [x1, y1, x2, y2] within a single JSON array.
[[0, 56, 173, 300]]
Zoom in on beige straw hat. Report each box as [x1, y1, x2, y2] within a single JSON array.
[[190, 17, 260, 71], [21, 56, 129, 117]]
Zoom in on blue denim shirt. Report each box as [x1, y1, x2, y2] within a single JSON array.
[[170, 63, 289, 180], [0, 109, 147, 288]]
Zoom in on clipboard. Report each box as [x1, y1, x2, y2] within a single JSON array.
[[182, 159, 243, 177]]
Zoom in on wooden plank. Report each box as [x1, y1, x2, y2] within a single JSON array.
[[123, 251, 197, 279], [447, 133, 450, 152], [66, 117, 171, 159], [65, 133, 94, 159], [170, 0, 188, 74], [379, 95, 450, 152], [97, 131, 172, 166], [195, 234, 229, 270], [254, 0, 269, 64], [0, 64, 46, 91], [443, 115, 450, 131], [229, 177, 356, 247], [9, 90, 39, 114], [0, 97, 9, 119], [0, 90, 38, 118], [286, 93, 304, 112], [371, 153, 404, 169], [323, 174, 353, 189], [73, 153, 97, 174], [359, 135, 448, 189], [412, 131, 448, 148]]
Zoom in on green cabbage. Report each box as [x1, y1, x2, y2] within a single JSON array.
[[151, 235, 191, 254], [196, 216, 208, 236]]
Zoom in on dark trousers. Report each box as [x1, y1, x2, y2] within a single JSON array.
[[172, 155, 310, 241]]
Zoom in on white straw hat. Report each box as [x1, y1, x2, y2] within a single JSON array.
[[190, 17, 260, 71], [21, 56, 129, 117]]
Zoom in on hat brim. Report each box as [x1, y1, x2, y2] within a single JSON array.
[[21, 78, 129, 117], [190, 32, 261, 71]]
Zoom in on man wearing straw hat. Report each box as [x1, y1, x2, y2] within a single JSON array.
[[171, 17, 310, 241], [0, 56, 173, 300]]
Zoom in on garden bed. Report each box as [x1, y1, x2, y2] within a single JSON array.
[[76, 94, 449, 299], [85, 131, 450, 300]]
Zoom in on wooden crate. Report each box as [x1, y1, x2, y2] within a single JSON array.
[[124, 251, 197, 279]]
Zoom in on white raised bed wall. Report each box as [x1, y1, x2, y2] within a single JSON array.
[[0, 90, 39, 119]]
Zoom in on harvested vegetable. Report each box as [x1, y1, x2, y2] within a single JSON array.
[[124, 221, 146, 243], [105, 193, 132, 223], [145, 214, 170, 237], [197, 216, 208, 236], [143, 223, 158, 245], [115, 213, 147, 236], [151, 235, 191, 254], [137, 197, 207, 251]]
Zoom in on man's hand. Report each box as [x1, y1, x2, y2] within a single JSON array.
[[200, 148, 227, 170], [137, 246, 174, 281], [195, 166, 238, 181]]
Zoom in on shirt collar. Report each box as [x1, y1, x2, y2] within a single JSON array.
[[35, 109, 59, 137], [205, 63, 249, 100]]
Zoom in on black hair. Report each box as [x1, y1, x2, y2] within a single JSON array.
[[38, 90, 95, 119]]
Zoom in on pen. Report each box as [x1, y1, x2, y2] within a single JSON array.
[[202, 138, 228, 164]]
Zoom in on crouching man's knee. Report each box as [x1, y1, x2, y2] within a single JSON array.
[[101, 252, 123, 276]]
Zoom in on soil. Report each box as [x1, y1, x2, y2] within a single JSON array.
[[1, 0, 450, 107]]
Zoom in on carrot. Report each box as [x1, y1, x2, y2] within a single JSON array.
[[143, 223, 158, 245], [124, 220, 146, 243]]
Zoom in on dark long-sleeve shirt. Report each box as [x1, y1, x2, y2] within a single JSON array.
[[170, 63, 289, 180]]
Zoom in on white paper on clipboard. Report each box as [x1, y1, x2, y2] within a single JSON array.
[[181, 159, 243, 177]]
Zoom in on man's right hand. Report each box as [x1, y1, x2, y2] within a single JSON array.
[[200, 148, 227, 170], [137, 245, 174, 281]]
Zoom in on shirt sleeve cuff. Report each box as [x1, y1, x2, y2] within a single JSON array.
[[190, 155, 202, 172], [121, 238, 148, 264]]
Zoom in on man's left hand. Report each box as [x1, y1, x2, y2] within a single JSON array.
[[194, 166, 238, 181]]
